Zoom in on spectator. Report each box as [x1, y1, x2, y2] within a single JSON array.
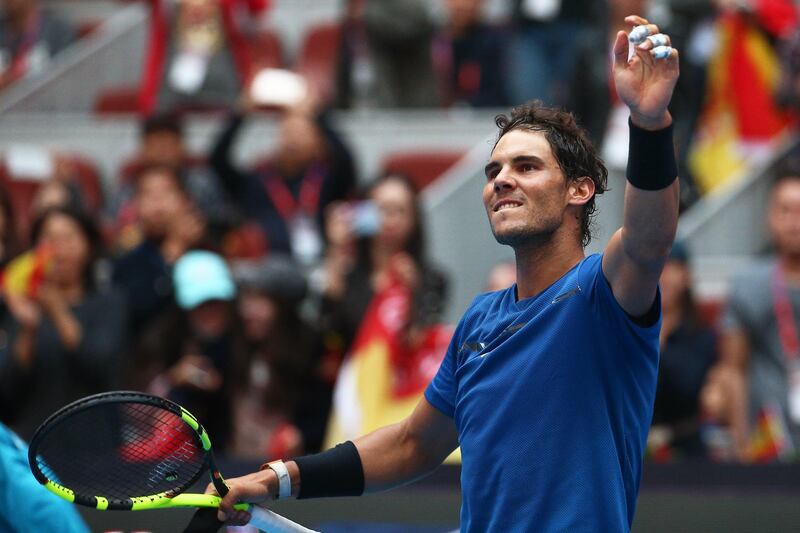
[[107, 112, 237, 247], [30, 179, 83, 218], [432, 0, 509, 107], [136, 250, 246, 452], [507, 0, 605, 107], [568, 0, 713, 208], [0, 0, 75, 91], [0, 206, 128, 440], [0, 186, 21, 267], [210, 94, 356, 265], [649, 242, 717, 460], [112, 164, 208, 335], [320, 172, 448, 364], [567, 0, 637, 152], [231, 255, 328, 457], [138, 0, 269, 114], [335, 0, 439, 108], [706, 173, 800, 462]]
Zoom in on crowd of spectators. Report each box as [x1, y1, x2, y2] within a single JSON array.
[[0, 87, 453, 461], [1, 0, 800, 467]]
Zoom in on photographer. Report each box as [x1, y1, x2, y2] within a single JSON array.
[[319, 173, 448, 368]]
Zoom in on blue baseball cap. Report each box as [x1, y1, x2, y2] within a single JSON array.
[[173, 250, 236, 309]]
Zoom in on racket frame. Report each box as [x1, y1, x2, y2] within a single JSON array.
[[28, 391, 247, 512]]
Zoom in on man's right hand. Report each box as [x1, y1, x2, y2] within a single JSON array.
[[205, 468, 279, 525]]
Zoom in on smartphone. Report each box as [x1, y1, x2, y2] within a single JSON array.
[[350, 201, 380, 237]]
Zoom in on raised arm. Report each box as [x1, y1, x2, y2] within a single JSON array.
[[602, 15, 681, 317], [209, 111, 250, 199], [213, 398, 458, 523]]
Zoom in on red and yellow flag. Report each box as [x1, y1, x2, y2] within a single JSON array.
[[747, 403, 794, 463], [0, 247, 52, 298], [324, 277, 453, 449], [689, 9, 792, 194]]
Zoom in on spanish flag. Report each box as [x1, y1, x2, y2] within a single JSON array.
[[324, 276, 453, 451], [689, 9, 792, 194], [0, 247, 52, 298]]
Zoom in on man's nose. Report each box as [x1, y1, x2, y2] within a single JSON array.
[[493, 168, 515, 192]]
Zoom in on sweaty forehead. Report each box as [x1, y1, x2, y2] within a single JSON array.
[[490, 129, 556, 165]]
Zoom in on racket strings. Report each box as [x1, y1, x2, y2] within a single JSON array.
[[33, 401, 207, 501]]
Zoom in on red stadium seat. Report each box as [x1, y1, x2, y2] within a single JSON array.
[[248, 29, 285, 70], [0, 169, 40, 243], [0, 153, 104, 242], [381, 149, 465, 190], [296, 22, 341, 102], [93, 86, 140, 115]]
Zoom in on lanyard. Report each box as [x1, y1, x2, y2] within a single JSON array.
[[261, 166, 324, 222], [772, 263, 800, 362]]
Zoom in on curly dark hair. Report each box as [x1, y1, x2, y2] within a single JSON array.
[[494, 101, 609, 247]]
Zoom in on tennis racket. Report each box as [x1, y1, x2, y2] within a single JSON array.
[[27, 391, 318, 533]]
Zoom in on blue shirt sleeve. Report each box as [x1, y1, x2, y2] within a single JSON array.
[[424, 334, 458, 418], [0, 423, 89, 533], [577, 253, 662, 330], [424, 311, 472, 419]]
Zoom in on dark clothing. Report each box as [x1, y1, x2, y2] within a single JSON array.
[[321, 262, 448, 356], [112, 239, 173, 335], [0, 289, 129, 440], [242, 319, 330, 453], [137, 307, 248, 451], [566, 28, 610, 147], [653, 321, 717, 457], [336, 0, 440, 108], [210, 112, 356, 257], [507, 0, 605, 107], [433, 24, 509, 108]]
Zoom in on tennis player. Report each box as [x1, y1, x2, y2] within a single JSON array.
[[214, 14, 680, 532]]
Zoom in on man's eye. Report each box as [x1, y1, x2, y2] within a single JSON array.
[[520, 164, 534, 172]]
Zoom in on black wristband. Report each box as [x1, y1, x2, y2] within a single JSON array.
[[294, 441, 365, 499], [626, 119, 678, 191]]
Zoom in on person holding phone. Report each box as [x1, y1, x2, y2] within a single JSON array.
[[318, 172, 448, 369]]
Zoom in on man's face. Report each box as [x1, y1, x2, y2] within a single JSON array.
[[768, 178, 800, 257], [135, 170, 187, 238], [276, 113, 322, 172], [141, 131, 184, 167], [483, 129, 572, 248]]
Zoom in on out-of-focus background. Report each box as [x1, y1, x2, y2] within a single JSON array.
[[2, 0, 800, 531]]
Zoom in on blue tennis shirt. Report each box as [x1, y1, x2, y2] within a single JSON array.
[[425, 254, 660, 532]]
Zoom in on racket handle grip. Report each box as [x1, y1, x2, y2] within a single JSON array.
[[248, 505, 320, 533]]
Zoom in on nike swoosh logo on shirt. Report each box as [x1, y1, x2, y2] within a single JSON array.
[[551, 286, 581, 304]]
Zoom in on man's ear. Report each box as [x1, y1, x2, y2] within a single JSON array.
[[567, 176, 595, 206]]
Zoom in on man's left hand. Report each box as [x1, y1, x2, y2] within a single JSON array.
[[613, 15, 680, 131]]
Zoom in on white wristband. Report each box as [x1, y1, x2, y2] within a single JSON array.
[[266, 460, 292, 500]]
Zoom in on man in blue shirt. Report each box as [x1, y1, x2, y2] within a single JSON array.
[[214, 13, 680, 532]]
